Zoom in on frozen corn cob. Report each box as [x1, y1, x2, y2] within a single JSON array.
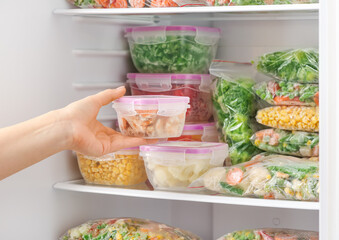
[[256, 106, 319, 132]]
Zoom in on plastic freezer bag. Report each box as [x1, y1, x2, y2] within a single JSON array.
[[190, 154, 319, 201], [254, 80, 319, 106], [60, 218, 201, 240], [67, 0, 179, 8], [206, 0, 318, 6], [256, 49, 319, 84], [256, 106, 319, 132], [251, 129, 319, 157], [210, 61, 262, 165], [217, 228, 319, 240]]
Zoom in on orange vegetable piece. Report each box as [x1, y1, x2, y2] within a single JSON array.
[[274, 234, 298, 240], [96, 0, 112, 7], [129, 0, 146, 7], [111, 0, 128, 8], [226, 167, 243, 186], [314, 92, 319, 106], [150, 0, 178, 7]]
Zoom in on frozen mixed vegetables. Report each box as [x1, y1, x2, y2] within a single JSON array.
[[212, 77, 262, 165], [256, 106, 319, 132], [251, 129, 319, 157], [207, 0, 318, 6], [67, 0, 178, 8], [257, 49, 319, 83], [217, 228, 319, 240], [128, 35, 217, 73], [191, 154, 319, 201], [254, 80, 319, 106], [61, 218, 200, 240]]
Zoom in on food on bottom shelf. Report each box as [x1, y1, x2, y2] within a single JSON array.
[[60, 218, 200, 240], [190, 154, 319, 201], [168, 122, 219, 142], [140, 142, 228, 190], [256, 48, 319, 83], [217, 228, 319, 240], [254, 80, 319, 106], [207, 0, 318, 6], [210, 61, 262, 164], [256, 106, 319, 132], [112, 96, 189, 138], [77, 147, 147, 186], [67, 0, 178, 8], [127, 73, 213, 122], [251, 129, 319, 157], [125, 26, 221, 73]]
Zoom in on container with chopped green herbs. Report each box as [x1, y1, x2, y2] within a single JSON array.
[[256, 49, 319, 83], [60, 218, 200, 240], [125, 25, 221, 73], [210, 61, 262, 165], [251, 128, 319, 157], [254, 80, 319, 106], [190, 154, 319, 201]]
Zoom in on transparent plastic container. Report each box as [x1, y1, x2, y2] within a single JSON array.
[[168, 122, 219, 142], [112, 96, 190, 138], [140, 141, 228, 191], [127, 73, 213, 122], [125, 25, 221, 73], [76, 147, 147, 186]]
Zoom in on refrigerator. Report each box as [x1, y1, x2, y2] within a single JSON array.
[[0, 0, 337, 239]]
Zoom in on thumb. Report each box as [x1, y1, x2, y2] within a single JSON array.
[[93, 86, 126, 107]]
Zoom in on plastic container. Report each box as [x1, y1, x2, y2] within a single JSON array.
[[113, 95, 190, 138], [140, 141, 228, 190], [60, 218, 201, 240], [168, 122, 219, 142], [127, 73, 213, 122], [251, 129, 319, 157], [256, 106, 319, 132], [254, 80, 319, 106], [76, 147, 147, 186], [217, 228, 318, 240], [125, 25, 221, 73]]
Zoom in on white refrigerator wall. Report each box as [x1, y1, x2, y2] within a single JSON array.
[[0, 1, 319, 240]]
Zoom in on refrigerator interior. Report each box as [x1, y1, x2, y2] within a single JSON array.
[[0, 1, 326, 240]]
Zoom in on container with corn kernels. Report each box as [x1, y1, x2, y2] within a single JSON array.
[[76, 147, 147, 186]]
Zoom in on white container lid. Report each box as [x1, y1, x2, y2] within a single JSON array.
[[78, 147, 140, 162], [140, 141, 228, 166], [127, 73, 212, 92], [112, 95, 190, 117], [125, 25, 221, 45]]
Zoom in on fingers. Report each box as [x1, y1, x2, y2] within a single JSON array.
[[92, 86, 126, 107]]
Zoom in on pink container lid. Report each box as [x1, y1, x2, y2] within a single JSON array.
[[125, 25, 221, 34], [127, 73, 210, 82], [183, 122, 216, 131], [140, 141, 227, 154], [114, 95, 190, 105]]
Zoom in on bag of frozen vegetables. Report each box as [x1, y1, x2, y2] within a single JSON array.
[[60, 218, 200, 240], [254, 80, 319, 106], [67, 0, 180, 8], [256, 106, 319, 132], [251, 128, 319, 157], [217, 228, 319, 240], [210, 61, 262, 165], [190, 154, 319, 201], [256, 49, 319, 84]]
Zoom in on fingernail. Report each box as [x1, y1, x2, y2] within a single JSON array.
[[116, 86, 125, 91]]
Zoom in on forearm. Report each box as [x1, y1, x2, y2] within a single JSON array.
[[0, 110, 71, 180]]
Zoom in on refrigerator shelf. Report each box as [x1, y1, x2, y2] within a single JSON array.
[[54, 179, 320, 210], [54, 4, 318, 15]]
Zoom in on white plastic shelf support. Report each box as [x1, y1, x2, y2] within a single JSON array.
[[54, 179, 320, 211]]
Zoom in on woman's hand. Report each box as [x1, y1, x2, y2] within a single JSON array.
[[61, 86, 156, 156]]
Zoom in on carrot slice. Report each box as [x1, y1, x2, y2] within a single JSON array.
[[150, 0, 177, 7], [274, 234, 298, 240], [111, 0, 128, 8], [314, 92, 319, 106], [96, 0, 111, 7], [129, 0, 146, 7], [226, 168, 243, 186]]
